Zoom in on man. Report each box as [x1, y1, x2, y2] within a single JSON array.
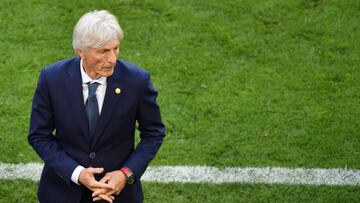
[[28, 10, 165, 203]]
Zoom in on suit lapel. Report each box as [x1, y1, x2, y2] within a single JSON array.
[[64, 58, 91, 144], [91, 63, 125, 149]]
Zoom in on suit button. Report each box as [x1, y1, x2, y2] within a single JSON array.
[[89, 152, 96, 159]]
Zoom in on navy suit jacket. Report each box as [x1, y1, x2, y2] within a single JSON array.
[[28, 57, 165, 203]]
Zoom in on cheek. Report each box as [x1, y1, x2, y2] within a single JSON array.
[[94, 59, 106, 69]]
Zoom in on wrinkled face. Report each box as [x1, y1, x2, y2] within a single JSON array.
[[77, 38, 120, 79]]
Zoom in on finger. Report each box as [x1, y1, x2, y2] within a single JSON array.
[[93, 196, 111, 203], [99, 175, 111, 183], [91, 181, 115, 190], [87, 167, 104, 175], [97, 194, 114, 203], [105, 189, 119, 197], [92, 188, 109, 197], [93, 194, 115, 202]]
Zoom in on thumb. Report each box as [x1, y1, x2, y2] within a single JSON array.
[[88, 167, 104, 174]]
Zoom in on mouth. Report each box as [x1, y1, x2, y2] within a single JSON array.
[[102, 66, 114, 70]]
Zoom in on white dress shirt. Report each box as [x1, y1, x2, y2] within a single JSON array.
[[71, 59, 108, 184]]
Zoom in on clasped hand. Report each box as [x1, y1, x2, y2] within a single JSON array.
[[79, 167, 127, 203]]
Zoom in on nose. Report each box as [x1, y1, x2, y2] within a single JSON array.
[[108, 50, 117, 64]]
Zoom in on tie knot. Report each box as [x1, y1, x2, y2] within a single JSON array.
[[87, 82, 99, 96]]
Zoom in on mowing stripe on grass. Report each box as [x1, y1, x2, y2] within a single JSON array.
[[1, 163, 359, 185]]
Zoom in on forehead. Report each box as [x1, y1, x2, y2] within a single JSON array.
[[97, 38, 120, 50]]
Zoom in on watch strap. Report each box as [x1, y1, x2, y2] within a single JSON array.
[[120, 167, 133, 177], [120, 167, 135, 184]]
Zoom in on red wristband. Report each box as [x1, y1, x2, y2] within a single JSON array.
[[120, 167, 133, 177]]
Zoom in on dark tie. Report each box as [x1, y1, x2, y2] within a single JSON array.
[[86, 82, 99, 139]]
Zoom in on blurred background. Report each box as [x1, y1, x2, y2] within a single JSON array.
[[0, 0, 359, 202]]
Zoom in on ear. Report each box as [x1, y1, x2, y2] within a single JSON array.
[[76, 48, 87, 59]]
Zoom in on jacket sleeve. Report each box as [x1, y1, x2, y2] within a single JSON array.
[[28, 68, 79, 185], [123, 72, 165, 179]]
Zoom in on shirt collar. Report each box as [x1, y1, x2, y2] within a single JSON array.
[[80, 58, 107, 85]]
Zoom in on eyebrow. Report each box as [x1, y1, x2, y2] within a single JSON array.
[[98, 45, 119, 51]]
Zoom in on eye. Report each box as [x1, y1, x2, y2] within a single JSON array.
[[98, 49, 108, 53]]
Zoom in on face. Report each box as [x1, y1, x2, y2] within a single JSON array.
[[77, 38, 120, 79]]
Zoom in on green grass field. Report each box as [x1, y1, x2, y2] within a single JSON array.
[[0, 0, 359, 202]]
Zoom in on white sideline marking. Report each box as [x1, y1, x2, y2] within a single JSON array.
[[0, 163, 360, 186]]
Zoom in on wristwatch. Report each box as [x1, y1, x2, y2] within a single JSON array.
[[120, 167, 135, 184]]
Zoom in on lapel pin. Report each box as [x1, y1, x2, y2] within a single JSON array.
[[115, 88, 121, 94]]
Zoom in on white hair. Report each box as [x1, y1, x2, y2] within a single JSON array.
[[72, 10, 124, 51]]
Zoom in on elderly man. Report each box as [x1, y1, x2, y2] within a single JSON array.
[[28, 10, 165, 203]]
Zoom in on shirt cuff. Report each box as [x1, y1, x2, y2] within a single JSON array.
[[71, 165, 85, 185]]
